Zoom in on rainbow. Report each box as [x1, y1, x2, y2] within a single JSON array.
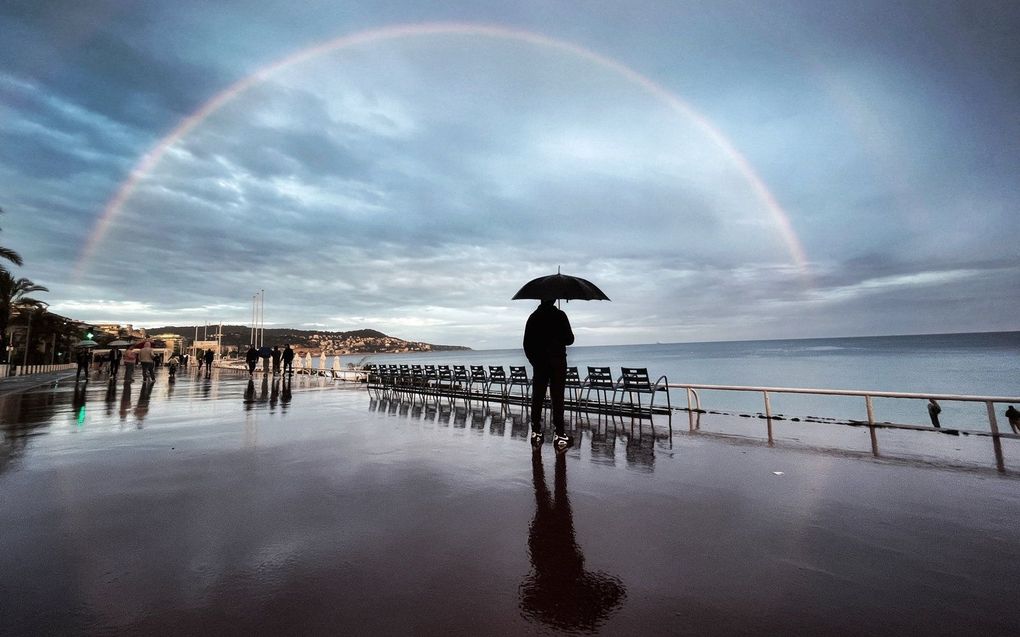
[[78, 22, 809, 274]]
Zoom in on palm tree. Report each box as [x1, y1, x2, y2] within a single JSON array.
[[0, 271, 48, 363], [0, 207, 24, 272]]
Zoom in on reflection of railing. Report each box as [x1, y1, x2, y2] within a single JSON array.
[[670, 383, 1020, 472], [0, 363, 76, 379]]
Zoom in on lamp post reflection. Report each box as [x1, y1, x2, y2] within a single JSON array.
[[519, 451, 626, 631]]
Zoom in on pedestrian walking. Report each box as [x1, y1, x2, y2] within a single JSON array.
[[75, 347, 92, 383], [282, 343, 295, 375], [137, 341, 156, 383], [1005, 405, 1020, 435], [245, 345, 259, 376], [271, 345, 282, 375], [109, 347, 122, 378], [204, 348, 214, 376], [927, 398, 942, 428], [123, 346, 138, 382]]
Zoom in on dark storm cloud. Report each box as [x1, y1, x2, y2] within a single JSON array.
[[0, 1, 234, 131], [2, 1, 1018, 346]]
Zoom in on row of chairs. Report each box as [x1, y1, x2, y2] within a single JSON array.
[[364, 364, 670, 413]]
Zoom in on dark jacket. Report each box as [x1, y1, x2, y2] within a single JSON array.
[[245, 348, 259, 364], [523, 302, 574, 363], [282, 346, 295, 362]]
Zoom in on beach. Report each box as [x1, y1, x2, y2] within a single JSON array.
[[2, 368, 1019, 635]]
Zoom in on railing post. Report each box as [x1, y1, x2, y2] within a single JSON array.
[[986, 401, 1005, 473], [865, 395, 879, 457], [763, 390, 774, 445]]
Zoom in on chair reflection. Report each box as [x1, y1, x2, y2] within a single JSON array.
[[519, 451, 626, 631]]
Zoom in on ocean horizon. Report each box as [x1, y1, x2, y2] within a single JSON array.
[[311, 330, 1019, 430]]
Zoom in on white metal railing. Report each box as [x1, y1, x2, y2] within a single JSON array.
[[0, 363, 76, 379], [669, 382, 1020, 472]]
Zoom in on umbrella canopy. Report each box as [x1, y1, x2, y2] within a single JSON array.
[[107, 339, 132, 347], [258, 346, 272, 359], [512, 272, 610, 301], [75, 339, 99, 348]]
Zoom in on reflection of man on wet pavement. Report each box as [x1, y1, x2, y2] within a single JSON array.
[[524, 299, 574, 449], [519, 451, 625, 631]]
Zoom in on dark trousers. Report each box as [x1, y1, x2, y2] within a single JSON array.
[[531, 355, 567, 435], [283, 360, 293, 374], [247, 360, 257, 374], [76, 362, 89, 381]]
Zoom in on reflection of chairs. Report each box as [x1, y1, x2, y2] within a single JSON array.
[[509, 366, 531, 402], [584, 367, 615, 407], [614, 367, 670, 412], [488, 366, 509, 400]]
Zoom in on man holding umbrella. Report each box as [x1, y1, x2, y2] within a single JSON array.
[[75, 346, 93, 383], [524, 298, 575, 450], [515, 270, 608, 450]]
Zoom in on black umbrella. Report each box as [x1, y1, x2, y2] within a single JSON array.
[[258, 346, 272, 359], [512, 272, 610, 301]]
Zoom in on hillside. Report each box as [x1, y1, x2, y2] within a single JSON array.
[[147, 325, 470, 354]]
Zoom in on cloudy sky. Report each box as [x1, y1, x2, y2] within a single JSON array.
[[1, 1, 1017, 349]]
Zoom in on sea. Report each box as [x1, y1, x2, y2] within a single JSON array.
[[313, 331, 1020, 430]]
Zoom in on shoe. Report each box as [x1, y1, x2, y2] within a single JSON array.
[[530, 431, 544, 446], [554, 434, 573, 451]]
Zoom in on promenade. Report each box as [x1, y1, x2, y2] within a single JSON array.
[[2, 368, 1018, 635]]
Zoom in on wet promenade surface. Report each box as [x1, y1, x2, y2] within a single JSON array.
[[2, 369, 1019, 635]]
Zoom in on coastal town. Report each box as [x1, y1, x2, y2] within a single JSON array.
[[3, 313, 467, 372]]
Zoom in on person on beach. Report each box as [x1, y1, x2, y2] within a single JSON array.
[[108, 347, 122, 378], [282, 344, 295, 375], [137, 341, 155, 383], [1005, 405, 1020, 435], [927, 398, 941, 428], [524, 298, 575, 450], [75, 347, 92, 383], [203, 348, 214, 376], [245, 345, 259, 376], [271, 345, 282, 375]]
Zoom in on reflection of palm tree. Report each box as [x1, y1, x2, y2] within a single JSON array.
[[519, 451, 626, 631]]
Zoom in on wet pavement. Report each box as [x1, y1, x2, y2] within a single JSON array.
[[2, 368, 1019, 635]]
